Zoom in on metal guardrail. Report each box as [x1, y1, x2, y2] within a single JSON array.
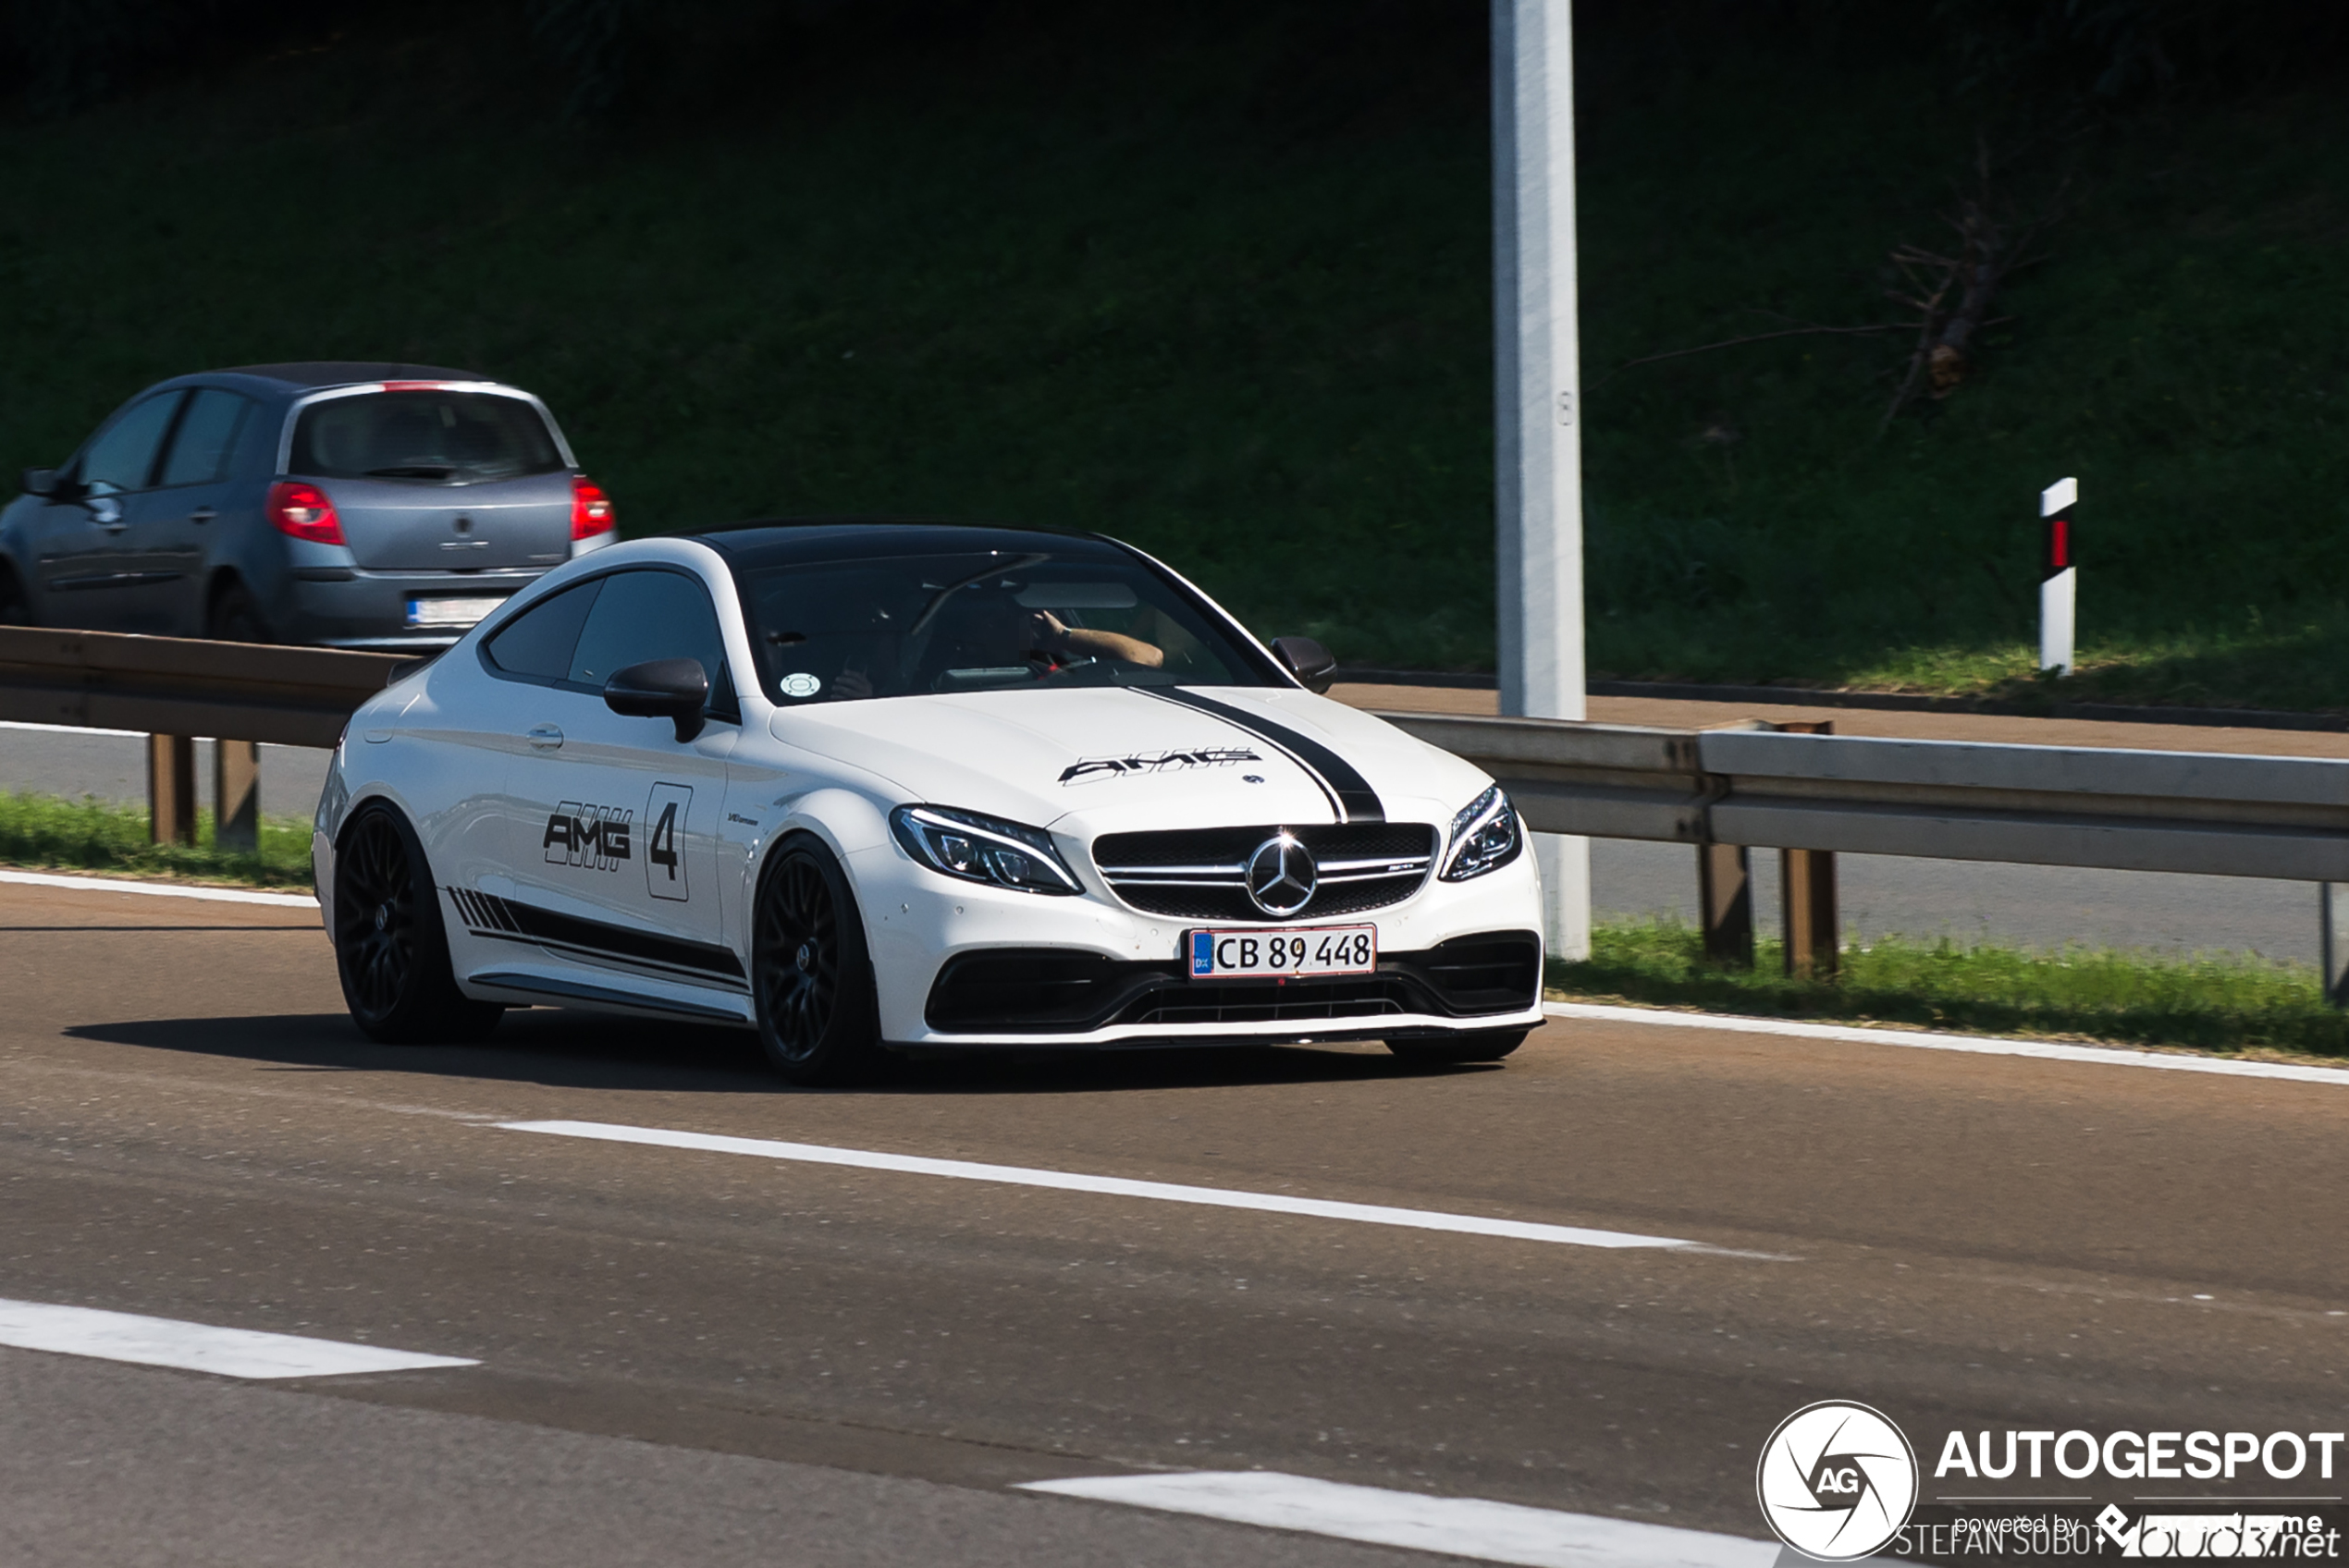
[[0, 626, 405, 750], [4, 629, 2344, 985], [1375, 710, 2349, 883]]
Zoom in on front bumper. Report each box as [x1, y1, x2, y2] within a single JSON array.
[[853, 833, 1546, 1048]]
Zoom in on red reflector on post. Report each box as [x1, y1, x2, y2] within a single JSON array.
[[571, 476, 616, 541], [266, 481, 344, 545], [2049, 517, 2069, 571]]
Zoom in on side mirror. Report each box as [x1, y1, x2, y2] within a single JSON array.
[[20, 468, 57, 498], [605, 657, 710, 742], [1270, 635, 1338, 694]]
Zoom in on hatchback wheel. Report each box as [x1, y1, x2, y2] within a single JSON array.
[[207, 582, 270, 643], [0, 569, 28, 626], [753, 839, 880, 1085], [1385, 1028, 1526, 1068], [335, 804, 502, 1044]]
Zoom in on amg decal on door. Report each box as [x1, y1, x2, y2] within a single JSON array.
[[645, 783, 693, 902], [543, 802, 633, 871]]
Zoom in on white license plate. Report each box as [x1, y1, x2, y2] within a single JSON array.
[[1187, 925, 1376, 980], [406, 595, 505, 630]]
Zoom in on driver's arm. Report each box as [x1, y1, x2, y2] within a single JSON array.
[[1030, 611, 1163, 668]]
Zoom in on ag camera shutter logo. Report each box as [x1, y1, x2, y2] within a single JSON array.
[[1756, 1401, 1919, 1562]]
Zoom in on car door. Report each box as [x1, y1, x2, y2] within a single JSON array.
[[148, 387, 256, 636], [498, 567, 739, 994], [29, 390, 185, 631]]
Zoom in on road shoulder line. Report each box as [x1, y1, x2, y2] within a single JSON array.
[[0, 867, 318, 908], [1546, 1000, 2349, 1085], [1018, 1471, 1777, 1568]]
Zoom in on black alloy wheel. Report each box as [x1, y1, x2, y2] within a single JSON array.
[[334, 804, 502, 1044], [753, 840, 881, 1085], [207, 582, 270, 643], [1385, 1028, 1527, 1068]]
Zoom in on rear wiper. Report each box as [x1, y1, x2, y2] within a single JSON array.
[[364, 465, 459, 480]]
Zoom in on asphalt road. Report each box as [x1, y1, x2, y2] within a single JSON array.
[[3, 877, 2345, 1566]]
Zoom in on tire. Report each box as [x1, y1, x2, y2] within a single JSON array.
[[207, 582, 270, 643], [0, 566, 30, 626], [1385, 1028, 1527, 1067], [334, 803, 503, 1045], [752, 838, 881, 1085]]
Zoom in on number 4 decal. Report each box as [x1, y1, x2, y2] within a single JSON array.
[[645, 783, 693, 902]]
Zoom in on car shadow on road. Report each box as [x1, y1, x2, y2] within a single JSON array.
[[64, 1008, 1494, 1096]]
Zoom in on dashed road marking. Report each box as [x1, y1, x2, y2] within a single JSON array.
[[498, 1119, 1714, 1252], [0, 1297, 475, 1379], [1019, 1471, 1779, 1567]]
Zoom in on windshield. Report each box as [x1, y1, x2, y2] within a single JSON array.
[[742, 550, 1275, 705], [290, 390, 564, 484]]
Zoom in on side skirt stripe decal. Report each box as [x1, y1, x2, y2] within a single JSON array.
[[1138, 687, 1384, 823], [446, 887, 747, 985]]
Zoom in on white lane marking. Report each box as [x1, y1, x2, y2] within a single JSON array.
[[0, 868, 317, 908], [498, 1120, 1703, 1252], [1546, 1000, 2349, 1085], [1019, 1472, 1778, 1568], [0, 719, 144, 737], [0, 1297, 475, 1379]]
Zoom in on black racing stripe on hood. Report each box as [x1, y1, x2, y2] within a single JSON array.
[[1139, 687, 1385, 823]]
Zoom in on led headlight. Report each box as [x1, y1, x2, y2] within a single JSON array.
[[890, 804, 1082, 896], [1440, 784, 1522, 881]]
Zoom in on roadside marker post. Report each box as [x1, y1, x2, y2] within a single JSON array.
[[1493, 0, 1592, 960], [2039, 476, 2077, 674]]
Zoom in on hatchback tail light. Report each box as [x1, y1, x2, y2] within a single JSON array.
[[571, 476, 616, 541], [266, 481, 344, 545]]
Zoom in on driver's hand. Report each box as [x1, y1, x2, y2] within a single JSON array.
[[834, 665, 874, 700], [1027, 610, 1070, 647]]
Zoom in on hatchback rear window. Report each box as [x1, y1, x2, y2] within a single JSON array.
[[290, 390, 563, 484]]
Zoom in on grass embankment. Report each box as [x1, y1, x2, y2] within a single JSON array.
[[0, 791, 314, 889], [1552, 919, 2348, 1060], [1, 7, 2345, 704]]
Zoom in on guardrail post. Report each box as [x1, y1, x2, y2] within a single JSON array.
[[146, 734, 196, 846], [1772, 721, 1839, 980], [215, 739, 260, 854], [2323, 884, 2349, 1008], [1697, 843, 1753, 968]]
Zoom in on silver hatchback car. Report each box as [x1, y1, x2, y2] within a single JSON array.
[[0, 362, 617, 647]]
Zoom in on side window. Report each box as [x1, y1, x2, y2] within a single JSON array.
[[485, 581, 604, 680], [80, 391, 188, 496], [157, 390, 253, 487], [567, 570, 732, 704]]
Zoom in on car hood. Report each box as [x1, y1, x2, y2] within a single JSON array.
[[764, 684, 1489, 838]]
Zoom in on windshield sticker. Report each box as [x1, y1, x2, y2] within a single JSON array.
[[543, 802, 633, 870], [779, 672, 822, 698], [1060, 746, 1262, 786]]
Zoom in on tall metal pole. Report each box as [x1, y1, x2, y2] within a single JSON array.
[[1493, 0, 1591, 959]]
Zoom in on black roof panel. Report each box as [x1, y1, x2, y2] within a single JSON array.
[[218, 361, 490, 389]]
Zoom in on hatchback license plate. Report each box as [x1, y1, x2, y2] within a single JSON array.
[[1187, 925, 1376, 980], [406, 595, 505, 630]]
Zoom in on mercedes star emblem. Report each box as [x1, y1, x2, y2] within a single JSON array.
[[1244, 833, 1317, 917]]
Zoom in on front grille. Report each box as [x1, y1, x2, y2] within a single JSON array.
[[918, 931, 1542, 1035], [1092, 822, 1436, 923], [1109, 975, 1414, 1027]]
